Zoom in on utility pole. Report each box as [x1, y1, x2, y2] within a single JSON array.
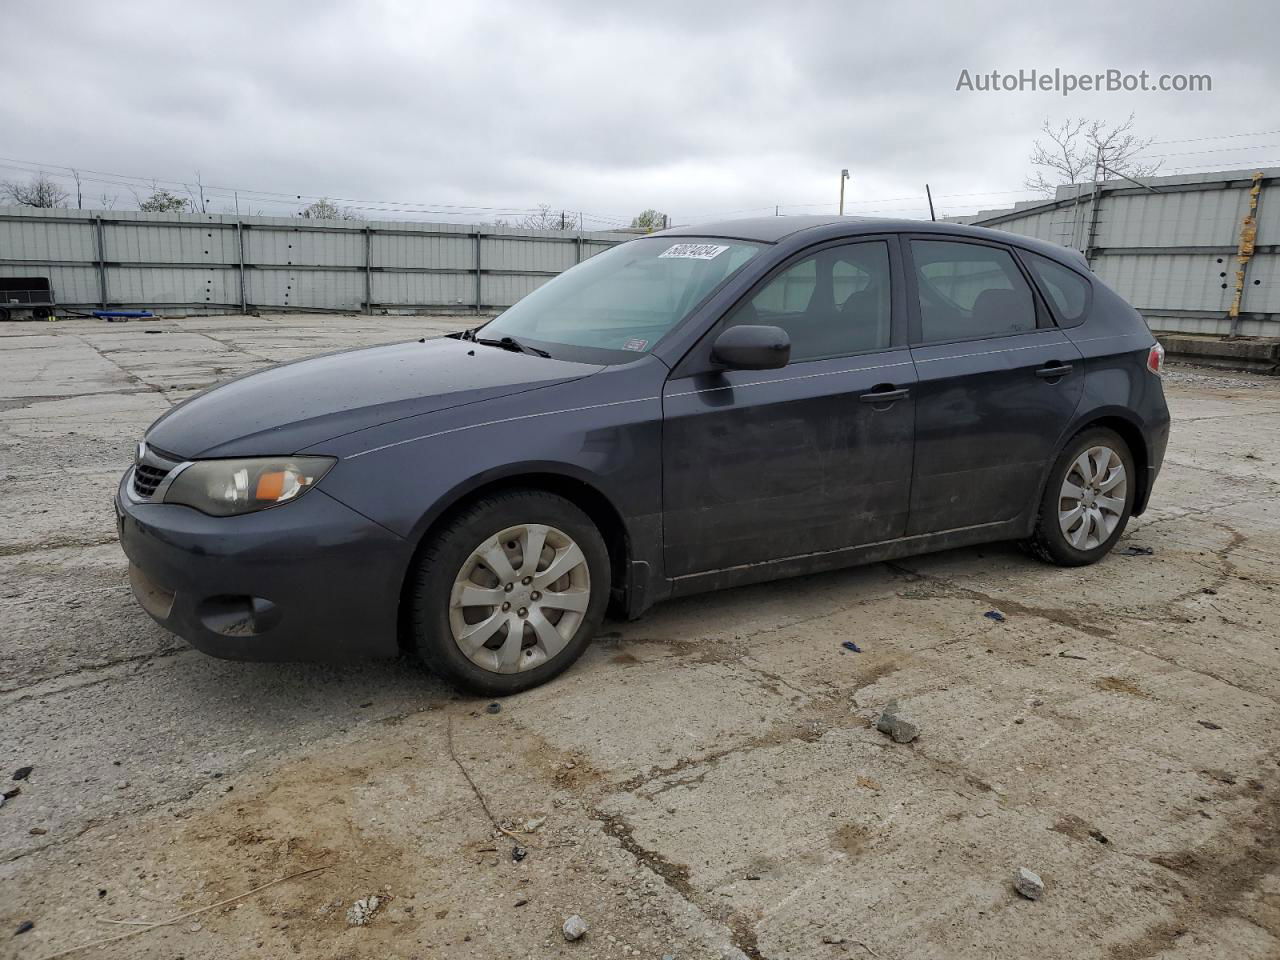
[[838, 169, 850, 216], [1083, 145, 1104, 262], [775, 204, 780, 216], [560, 210, 566, 229], [925, 184, 936, 221]]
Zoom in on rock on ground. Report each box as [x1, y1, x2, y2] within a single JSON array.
[[876, 700, 920, 743], [563, 914, 589, 941], [1014, 867, 1045, 900]]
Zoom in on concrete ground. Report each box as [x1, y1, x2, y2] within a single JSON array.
[[2, 314, 1279, 960]]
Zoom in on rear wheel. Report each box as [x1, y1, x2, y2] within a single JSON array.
[[411, 489, 610, 695], [1025, 427, 1135, 566]]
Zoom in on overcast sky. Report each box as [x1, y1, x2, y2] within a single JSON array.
[[4, 0, 1278, 228]]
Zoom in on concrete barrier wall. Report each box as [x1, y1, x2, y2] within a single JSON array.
[[0, 208, 631, 315], [970, 168, 1280, 338]]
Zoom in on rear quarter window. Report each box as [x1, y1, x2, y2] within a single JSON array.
[[1023, 252, 1091, 324]]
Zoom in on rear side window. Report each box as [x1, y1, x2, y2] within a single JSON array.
[[1023, 252, 1091, 323], [910, 240, 1036, 343]]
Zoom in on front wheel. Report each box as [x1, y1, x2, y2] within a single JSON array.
[[411, 489, 611, 695], [1025, 427, 1136, 566]]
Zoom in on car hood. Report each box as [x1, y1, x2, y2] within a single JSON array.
[[145, 336, 601, 458]]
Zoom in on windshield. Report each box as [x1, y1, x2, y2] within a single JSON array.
[[477, 236, 761, 362]]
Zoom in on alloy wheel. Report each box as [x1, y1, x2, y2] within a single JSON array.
[[1058, 445, 1127, 550], [448, 523, 591, 674]]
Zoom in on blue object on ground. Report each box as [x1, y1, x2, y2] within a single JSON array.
[[984, 610, 1006, 622], [92, 310, 154, 319], [841, 641, 862, 653]]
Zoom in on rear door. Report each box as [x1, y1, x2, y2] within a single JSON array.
[[904, 236, 1083, 535], [661, 238, 916, 577]]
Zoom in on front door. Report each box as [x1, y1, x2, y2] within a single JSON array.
[[661, 239, 916, 578], [904, 236, 1084, 535]]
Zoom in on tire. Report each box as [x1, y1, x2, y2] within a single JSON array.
[[0, 307, 10, 322], [411, 489, 611, 696], [1025, 426, 1136, 567]]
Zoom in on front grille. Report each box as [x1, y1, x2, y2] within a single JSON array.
[[132, 462, 170, 498], [131, 443, 182, 500]]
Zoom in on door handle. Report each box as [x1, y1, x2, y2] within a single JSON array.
[[859, 386, 910, 404], [1035, 362, 1074, 379]]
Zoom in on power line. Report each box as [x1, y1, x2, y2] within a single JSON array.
[[1167, 158, 1280, 173], [1141, 143, 1280, 159], [0, 156, 638, 225], [1148, 128, 1280, 147], [8, 147, 1280, 230]]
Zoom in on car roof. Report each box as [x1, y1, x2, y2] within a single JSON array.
[[656, 215, 1090, 271]]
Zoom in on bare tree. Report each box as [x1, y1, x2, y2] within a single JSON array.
[[630, 209, 668, 232], [97, 192, 119, 210], [183, 175, 207, 214], [1025, 114, 1161, 196], [1, 173, 70, 208], [519, 204, 575, 231], [299, 197, 363, 220]]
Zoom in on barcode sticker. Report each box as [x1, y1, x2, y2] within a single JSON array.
[[622, 338, 648, 351], [659, 243, 729, 260]]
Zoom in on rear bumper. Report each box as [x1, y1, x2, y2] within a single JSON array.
[[115, 471, 411, 661], [1136, 407, 1171, 515]]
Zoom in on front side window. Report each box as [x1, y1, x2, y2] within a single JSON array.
[[911, 240, 1036, 343], [725, 241, 892, 362], [480, 237, 760, 362]]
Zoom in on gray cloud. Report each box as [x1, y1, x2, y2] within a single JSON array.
[[3, 0, 1275, 227]]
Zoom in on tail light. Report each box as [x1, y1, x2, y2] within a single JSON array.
[[1147, 342, 1165, 377]]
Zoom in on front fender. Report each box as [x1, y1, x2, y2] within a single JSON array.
[[307, 359, 668, 597]]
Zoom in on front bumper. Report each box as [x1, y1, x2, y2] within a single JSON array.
[[115, 471, 412, 661]]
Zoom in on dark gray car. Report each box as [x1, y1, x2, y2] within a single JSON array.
[[116, 216, 1170, 694]]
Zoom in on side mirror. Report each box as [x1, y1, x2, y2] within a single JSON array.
[[711, 325, 791, 371]]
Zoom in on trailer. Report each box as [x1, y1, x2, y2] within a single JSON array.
[[0, 277, 55, 321]]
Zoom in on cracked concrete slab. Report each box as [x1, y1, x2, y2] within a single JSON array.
[[1, 322, 1279, 960]]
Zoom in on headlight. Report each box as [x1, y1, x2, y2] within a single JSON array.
[[161, 457, 336, 517]]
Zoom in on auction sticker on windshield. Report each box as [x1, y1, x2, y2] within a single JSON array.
[[659, 243, 729, 260]]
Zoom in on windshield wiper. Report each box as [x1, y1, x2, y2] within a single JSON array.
[[474, 335, 551, 358]]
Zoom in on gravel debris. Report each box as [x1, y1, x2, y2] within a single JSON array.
[[347, 896, 382, 926], [1163, 368, 1275, 389]]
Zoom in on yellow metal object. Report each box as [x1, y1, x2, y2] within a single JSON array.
[[1229, 172, 1263, 319]]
